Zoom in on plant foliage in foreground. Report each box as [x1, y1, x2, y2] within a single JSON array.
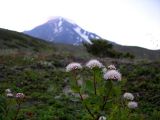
[[66, 59, 139, 120]]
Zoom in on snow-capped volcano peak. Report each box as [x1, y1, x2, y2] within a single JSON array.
[[24, 17, 101, 44], [47, 16, 77, 26]]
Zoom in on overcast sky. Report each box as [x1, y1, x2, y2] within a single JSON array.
[[0, 0, 160, 50]]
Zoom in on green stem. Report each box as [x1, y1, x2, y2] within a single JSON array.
[[5, 99, 10, 118], [5, 98, 14, 119], [127, 109, 131, 120], [101, 81, 113, 110], [73, 71, 96, 120], [93, 70, 97, 95], [97, 81, 113, 119], [5, 107, 9, 118], [13, 102, 21, 120], [78, 92, 96, 120]]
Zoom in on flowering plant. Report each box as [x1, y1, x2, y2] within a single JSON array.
[[66, 59, 139, 120], [0, 89, 25, 120]]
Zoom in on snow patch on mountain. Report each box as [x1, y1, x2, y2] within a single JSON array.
[[95, 36, 100, 39], [63, 18, 77, 26], [58, 20, 63, 27], [90, 34, 94, 38], [74, 27, 92, 44], [57, 17, 63, 27]]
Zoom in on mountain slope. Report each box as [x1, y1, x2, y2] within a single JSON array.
[[0, 28, 54, 51], [114, 45, 160, 60], [24, 17, 101, 45]]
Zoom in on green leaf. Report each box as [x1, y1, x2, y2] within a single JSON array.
[[71, 86, 80, 93], [112, 86, 121, 97], [85, 80, 94, 95]]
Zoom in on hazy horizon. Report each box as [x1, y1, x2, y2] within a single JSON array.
[[0, 0, 160, 50]]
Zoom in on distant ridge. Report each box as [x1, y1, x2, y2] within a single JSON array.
[[0, 28, 54, 51], [114, 45, 160, 60]]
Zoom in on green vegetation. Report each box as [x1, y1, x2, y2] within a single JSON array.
[[0, 28, 160, 119], [0, 28, 54, 52], [114, 45, 160, 61], [84, 39, 135, 59]]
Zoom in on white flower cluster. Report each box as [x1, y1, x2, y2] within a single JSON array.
[[128, 101, 138, 109], [123, 92, 134, 100], [5, 88, 13, 98], [5, 88, 11, 93], [108, 64, 116, 70], [103, 70, 121, 81], [82, 94, 89, 99], [6, 93, 14, 97], [39, 61, 52, 67], [123, 92, 138, 109], [98, 116, 106, 120], [102, 67, 107, 73], [86, 59, 103, 69], [23, 56, 34, 61], [66, 62, 82, 72], [16, 93, 25, 99], [66, 59, 103, 72], [5, 89, 26, 100], [66, 60, 122, 82]]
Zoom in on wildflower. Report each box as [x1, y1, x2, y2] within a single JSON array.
[[99, 116, 106, 120], [128, 101, 138, 109], [103, 70, 121, 81], [77, 79, 83, 86], [108, 64, 116, 70], [40, 61, 52, 67], [16, 93, 25, 99], [102, 67, 107, 73], [5, 89, 11, 93], [123, 92, 134, 100], [54, 95, 61, 99], [86, 59, 103, 69], [66, 62, 82, 72], [82, 94, 89, 99], [6, 93, 14, 98]]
